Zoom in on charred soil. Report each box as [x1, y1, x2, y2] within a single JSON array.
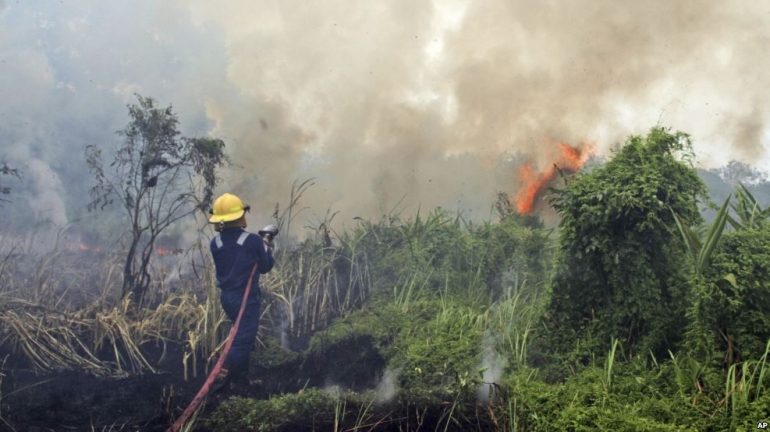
[[0, 332, 386, 432], [1, 343, 231, 431]]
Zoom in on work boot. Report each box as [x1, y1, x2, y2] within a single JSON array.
[[228, 363, 250, 386]]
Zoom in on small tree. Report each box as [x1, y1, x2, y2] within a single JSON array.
[[86, 94, 228, 303]]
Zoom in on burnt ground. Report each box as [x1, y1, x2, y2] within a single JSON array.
[[0, 343, 259, 432], [0, 334, 387, 432]]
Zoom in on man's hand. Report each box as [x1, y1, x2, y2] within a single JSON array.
[[263, 236, 275, 249], [259, 225, 278, 247], [259, 225, 279, 249]]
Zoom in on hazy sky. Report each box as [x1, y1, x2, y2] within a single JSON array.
[[2, 0, 769, 238]]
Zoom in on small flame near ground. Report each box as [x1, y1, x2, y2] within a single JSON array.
[[63, 242, 179, 256], [515, 141, 595, 214], [64, 242, 102, 253]]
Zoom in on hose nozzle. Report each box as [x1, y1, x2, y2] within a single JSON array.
[[258, 224, 279, 241]]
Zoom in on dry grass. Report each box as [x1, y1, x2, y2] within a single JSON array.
[[0, 183, 381, 379], [0, 290, 205, 376], [0, 233, 229, 378]]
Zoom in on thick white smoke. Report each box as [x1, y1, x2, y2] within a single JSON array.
[[2, 0, 770, 238], [188, 0, 770, 226]]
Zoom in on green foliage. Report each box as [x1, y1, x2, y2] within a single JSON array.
[[256, 334, 301, 369], [547, 127, 707, 359], [727, 182, 770, 230], [686, 228, 770, 365], [214, 296, 489, 430], [187, 137, 228, 208], [307, 299, 419, 359], [339, 207, 553, 305], [308, 295, 485, 395], [672, 196, 731, 277], [207, 389, 335, 432], [164, 126, 770, 430], [258, 153, 770, 431], [471, 210, 554, 298], [490, 278, 545, 367], [500, 362, 719, 431], [394, 299, 485, 393]]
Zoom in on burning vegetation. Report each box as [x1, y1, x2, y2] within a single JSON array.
[[2, 128, 770, 432], [515, 141, 594, 214], [4, 0, 770, 428]]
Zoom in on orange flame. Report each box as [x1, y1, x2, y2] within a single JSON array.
[[156, 246, 174, 256], [65, 242, 101, 253], [515, 141, 594, 214]]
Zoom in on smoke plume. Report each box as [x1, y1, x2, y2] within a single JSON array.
[[477, 331, 507, 403], [375, 368, 399, 404], [188, 0, 770, 225], [2, 0, 770, 236]]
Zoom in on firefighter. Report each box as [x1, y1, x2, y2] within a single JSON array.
[[208, 192, 276, 391]]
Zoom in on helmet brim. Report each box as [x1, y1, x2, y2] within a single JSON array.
[[208, 209, 246, 223]]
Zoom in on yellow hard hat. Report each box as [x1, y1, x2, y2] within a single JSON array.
[[209, 193, 250, 223]]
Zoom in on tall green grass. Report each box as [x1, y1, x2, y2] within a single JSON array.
[[722, 339, 770, 415]]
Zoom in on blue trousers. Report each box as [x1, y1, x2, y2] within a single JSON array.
[[219, 287, 261, 370]]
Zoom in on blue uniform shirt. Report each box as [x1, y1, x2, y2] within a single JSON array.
[[209, 228, 274, 291]]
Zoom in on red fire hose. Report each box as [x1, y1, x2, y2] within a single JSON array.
[[168, 263, 258, 432]]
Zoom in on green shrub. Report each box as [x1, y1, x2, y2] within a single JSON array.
[[393, 301, 484, 394], [500, 363, 711, 431], [208, 389, 335, 432], [547, 127, 707, 359], [687, 228, 770, 365]]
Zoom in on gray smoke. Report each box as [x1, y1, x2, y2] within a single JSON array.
[[184, 0, 770, 225], [477, 331, 507, 403], [2, 0, 770, 237], [375, 367, 399, 403]]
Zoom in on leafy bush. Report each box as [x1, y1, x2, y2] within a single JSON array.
[[500, 363, 713, 431], [687, 228, 770, 365], [207, 389, 334, 432], [547, 127, 707, 359]]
